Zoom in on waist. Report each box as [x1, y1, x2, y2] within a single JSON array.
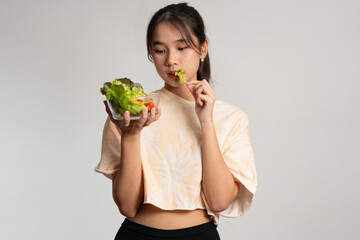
[[127, 203, 211, 230], [121, 218, 217, 238]]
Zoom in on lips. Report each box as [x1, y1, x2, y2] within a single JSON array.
[[168, 72, 179, 79]]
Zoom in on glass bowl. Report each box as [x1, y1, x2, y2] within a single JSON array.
[[107, 92, 160, 120]]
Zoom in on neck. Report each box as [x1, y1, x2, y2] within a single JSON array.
[[164, 83, 195, 102]]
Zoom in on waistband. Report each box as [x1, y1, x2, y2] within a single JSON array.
[[122, 218, 217, 237]]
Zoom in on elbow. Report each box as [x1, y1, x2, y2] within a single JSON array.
[[206, 196, 227, 212], [203, 191, 228, 213], [119, 206, 137, 218], [209, 202, 227, 213], [113, 194, 137, 218], [113, 189, 143, 218], [208, 183, 240, 213], [113, 197, 138, 218]]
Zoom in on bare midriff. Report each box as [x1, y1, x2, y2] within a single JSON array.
[[127, 203, 211, 230]]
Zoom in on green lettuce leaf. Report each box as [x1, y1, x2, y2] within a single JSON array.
[[174, 68, 187, 83]]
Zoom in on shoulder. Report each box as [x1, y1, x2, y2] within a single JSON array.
[[214, 100, 250, 125]]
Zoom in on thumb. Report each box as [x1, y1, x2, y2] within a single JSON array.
[[186, 81, 196, 98]]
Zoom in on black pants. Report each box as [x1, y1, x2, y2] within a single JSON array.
[[114, 218, 221, 240]]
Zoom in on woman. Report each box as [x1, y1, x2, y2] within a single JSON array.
[[95, 3, 257, 240]]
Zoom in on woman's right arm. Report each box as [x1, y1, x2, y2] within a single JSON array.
[[112, 133, 143, 218], [104, 101, 161, 218]]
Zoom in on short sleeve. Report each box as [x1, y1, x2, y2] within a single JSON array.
[[94, 117, 122, 180], [219, 110, 257, 217]]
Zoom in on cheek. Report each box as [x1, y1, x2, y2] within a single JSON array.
[[152, 56, 164, 69], [184, 51, 200, 79], [184, 50, 200, 63], [185, 51, 200, 64], [152, 57, 167, 76], [152, 55, 160, 64]]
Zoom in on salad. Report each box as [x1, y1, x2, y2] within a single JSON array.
[[100, 78, 157, 116]]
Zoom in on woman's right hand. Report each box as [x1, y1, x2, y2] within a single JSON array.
[[103, 101, 161, 135]]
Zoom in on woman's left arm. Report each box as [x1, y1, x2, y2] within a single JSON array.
[[187, 80, 239, 213], [200, 121, 240, 212]]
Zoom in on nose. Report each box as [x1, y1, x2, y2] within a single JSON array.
[[165, 49, 178, 66]]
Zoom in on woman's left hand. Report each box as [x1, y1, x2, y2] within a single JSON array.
[[186, 79, 215, 123]]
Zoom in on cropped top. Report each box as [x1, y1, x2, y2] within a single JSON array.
[[94, 87, 257, 226]]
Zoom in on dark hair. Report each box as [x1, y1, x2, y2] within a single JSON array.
[[146, 2, 211, 82]]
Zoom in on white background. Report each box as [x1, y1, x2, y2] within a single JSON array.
[[1, 0, 359, 239]]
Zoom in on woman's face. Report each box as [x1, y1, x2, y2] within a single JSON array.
[[150, 22, 207, 88]]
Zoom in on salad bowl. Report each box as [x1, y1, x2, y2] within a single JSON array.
[[107, 92, 160, 120]]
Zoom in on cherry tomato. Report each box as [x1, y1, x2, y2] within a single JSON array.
[[147, 102, 155, 109]]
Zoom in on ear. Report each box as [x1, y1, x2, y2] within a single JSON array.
[[200, 39, 209, 59], [149, 53, 155, 63]]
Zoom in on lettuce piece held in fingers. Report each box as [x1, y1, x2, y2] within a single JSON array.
[[174, 68, 187, 84]]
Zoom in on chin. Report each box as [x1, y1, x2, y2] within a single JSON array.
[[165, 81, 183, 88], [161, 77, 182, 88]]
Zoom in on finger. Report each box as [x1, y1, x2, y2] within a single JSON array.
[[197, 93, 212, 106], [186, 81, 197, 98], [138, 108, 149, 125], [154, 106, 162, 120], [150, 107, 156, 119], [186, 84, 196, 97], [201, 79, 215, 96], [186, 80, 197, 85], [156, 106, 161, 116], [195, 84, 206, 96], [194, 84, 208, 98], [123, 111, 130, 127], [148, 106, 162, 124], [196, 91, 203, 106], [144, 107, 156, 126], [188, 82, 202, 99], [195, 80, 213, 97]]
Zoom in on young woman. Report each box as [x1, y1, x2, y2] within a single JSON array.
[[95, 3, 257, 240]]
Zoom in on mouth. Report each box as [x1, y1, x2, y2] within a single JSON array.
[[168, 71, 179, 80]]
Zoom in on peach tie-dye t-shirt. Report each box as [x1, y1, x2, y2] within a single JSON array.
[[94, 87, 257, 226]]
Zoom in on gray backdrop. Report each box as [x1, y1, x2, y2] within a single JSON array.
[[1, 0, 359, 239]]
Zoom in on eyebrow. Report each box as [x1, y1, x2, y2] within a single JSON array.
[[152, 39, 185, 46]]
